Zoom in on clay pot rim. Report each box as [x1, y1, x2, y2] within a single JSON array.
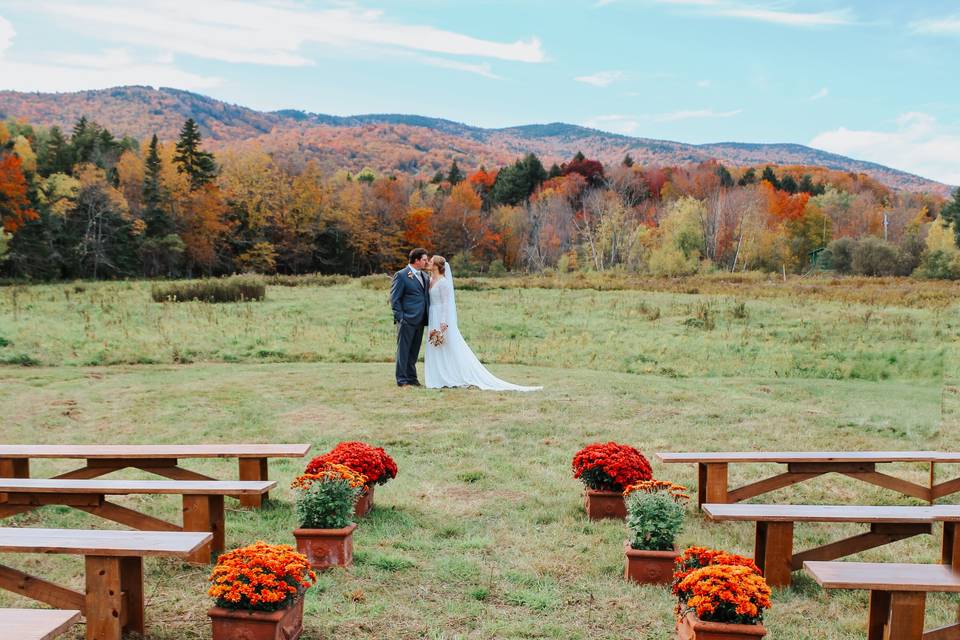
[[682, 611, 767, 636], [623, 541, 680, 559], [293, 523, 358, 536], [208, 598, 302, 621], [584, 488, 625, 496]]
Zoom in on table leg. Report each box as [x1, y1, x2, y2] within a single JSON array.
[[885, 591, 926, 640], [867, 590, 891, 640], [943, 522, 960, 571], [697, 463, 728, 507], [120, 557, 144, 636], [85, 556, 124, 640], [754, 520, 794, 588], [238, 457, 269, 508], [183, 495, 224, 563], [0, 458, 29, 504]]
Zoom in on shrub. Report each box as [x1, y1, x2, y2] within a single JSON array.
[[488, 259, 507, 277], [208, 541, 315, 611], [292, 464, 366, 529], [360, 274, 391, 290], [851, 237, 899, 276], [151, 276, 265, 303], [450, 251, 481, 276], [572, 442, 652, 492], [916, 250, 960, 280], [624, 481, 688, 551], [824, 237, 855, 273], [306, 441, 398, 486], [267, 274, 351, 287], [677, 565, 772, 625]]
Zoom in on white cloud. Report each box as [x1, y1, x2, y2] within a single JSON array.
[[418, 56, 501, 80], [697, 79, 712, 88], [575, 70, 623, 87], [911, 15, 960, 35], [584, 114, 640, 134], [809, 87, 829, 101], [0, 19, 221, 92], [810, 113, 960, 185], [655, 108, 742, 122], [647, 1, 854, 27], [32, 0, 546, 66]]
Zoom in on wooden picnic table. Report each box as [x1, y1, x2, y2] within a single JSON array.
[[0, 443, 310, 508], [703, 503, 960, 587], [656, 451, 959, 507], [0, 527, 211, 640], [804, 561, 960, 640], [0, 478, 275, 563], [3, 608, 82, 640]]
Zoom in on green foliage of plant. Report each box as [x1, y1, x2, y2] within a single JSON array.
[[294, 478, 360, 529], [626, 491, 685, 551], [150, 275, 265, 303]]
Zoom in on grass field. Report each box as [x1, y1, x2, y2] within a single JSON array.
[[0, 275, 958, 639]]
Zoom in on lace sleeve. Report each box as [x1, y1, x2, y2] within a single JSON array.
[[440, 277, 450, 326]]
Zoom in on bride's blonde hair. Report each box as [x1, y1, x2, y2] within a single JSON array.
[[432, 255, 446, 275]]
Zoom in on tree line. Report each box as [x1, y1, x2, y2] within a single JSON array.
[[1, 116, 959, 280]]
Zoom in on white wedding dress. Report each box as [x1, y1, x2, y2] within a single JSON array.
[[424, 267, 541, 391]]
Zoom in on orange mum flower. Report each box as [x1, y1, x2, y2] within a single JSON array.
[[208, 541, 317, 612], [623, 479, 691, 503], [291, 464, 367, 491], [676, 564, 771, 625]]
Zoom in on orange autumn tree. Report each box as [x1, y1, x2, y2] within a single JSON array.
[[404, 206, 433, 248], [0, 154, 37, 232]]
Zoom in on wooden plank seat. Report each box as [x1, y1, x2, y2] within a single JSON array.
[[804, 561, 960, 640], [0, 443, 310, 508], [656, 451, 951, 507], [702, 503, 960, 587], [2, 608, 82, 640], [0, 527, 211, 640], [0, 478, 275, 563]]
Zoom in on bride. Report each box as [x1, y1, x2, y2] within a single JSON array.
[[424, 256, 541, 392]]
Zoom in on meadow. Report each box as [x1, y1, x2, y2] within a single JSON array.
[[0, 274, 958, 639]]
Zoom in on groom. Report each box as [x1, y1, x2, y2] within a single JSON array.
[[390, 248, 431, 387]]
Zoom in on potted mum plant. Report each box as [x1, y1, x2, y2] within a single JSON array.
[[623, 480, 689, 585], [306, 441, 398, 517], [572, 442, 652, 520], [672, 547, 770, 640], [207, 541, 316, 640], [674, 565, 771, 639], [292, 464, 366, 569]]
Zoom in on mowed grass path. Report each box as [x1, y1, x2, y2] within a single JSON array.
[[0, 361, 957, 639]]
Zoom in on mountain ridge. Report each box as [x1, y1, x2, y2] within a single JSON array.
[[0, 85, 947, 194]]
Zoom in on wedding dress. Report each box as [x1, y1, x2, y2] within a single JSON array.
[[424, 266, 541, 391]]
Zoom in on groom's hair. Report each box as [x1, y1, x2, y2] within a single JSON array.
[[409, 248, 428, 263]]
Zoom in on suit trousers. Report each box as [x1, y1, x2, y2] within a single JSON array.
[[395, 320, 425, 385]]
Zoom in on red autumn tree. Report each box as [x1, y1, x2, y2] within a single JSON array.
[[0, 154, 37, 232]]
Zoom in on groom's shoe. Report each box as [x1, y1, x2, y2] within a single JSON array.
[[408, 380, 422, 387]]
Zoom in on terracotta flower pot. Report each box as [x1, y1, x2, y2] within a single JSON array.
[[624, 541, 679, 585], [355, 484, 375, 517], [676, 611, 767, 640], [294, 523, 357, 570], [209, 596, 304, 640], [583, 489, 626, 520]]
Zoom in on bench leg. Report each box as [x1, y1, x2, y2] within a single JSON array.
[[754, 521, 794, 588], [183, 495, 225, 563], [868, 590, 891, 640], [0, 458, 28, 504], [85, 556, 124, 640], [944, 522, 960, 571], [697, 463, 728, 507], [239, 458, 269, 508], [886, 591, 926, 640], [120, 557, 144, 636]]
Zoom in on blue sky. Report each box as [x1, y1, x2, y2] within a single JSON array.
[[0, 0, 958, 183]]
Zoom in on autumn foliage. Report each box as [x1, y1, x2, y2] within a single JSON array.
[[0, 155, 37, 232]]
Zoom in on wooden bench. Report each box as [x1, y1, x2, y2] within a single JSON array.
[[657, 451, 956, 507], [0, 444, 310, 508], [804, 561, 960, 640], [702, 503, 960, 587], [0, 478, 275, 563], [0, 527, 211, 640], [3, 608, 82, 639]]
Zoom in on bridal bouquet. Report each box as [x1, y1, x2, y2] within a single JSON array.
[[428, 327, 446, 347]]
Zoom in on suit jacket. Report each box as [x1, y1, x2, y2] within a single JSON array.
[[390, 265, 430, 326]]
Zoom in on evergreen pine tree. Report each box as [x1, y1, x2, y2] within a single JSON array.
[[142, 135, 172, 236], [760, 166, 780, 189], [44, 126, 73, 175], [715, 164, 734, 188], [942, 187, 960, 246], [174, 118, 217, 190], [572, 150, 586, 163], [548, 163, 562, 179], [738, 167, 757, 186], [447, 159, 465, 185], [622, 154, 634, 168]]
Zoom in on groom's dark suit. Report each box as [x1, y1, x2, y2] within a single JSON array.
[[390, 264, 430, 386]]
